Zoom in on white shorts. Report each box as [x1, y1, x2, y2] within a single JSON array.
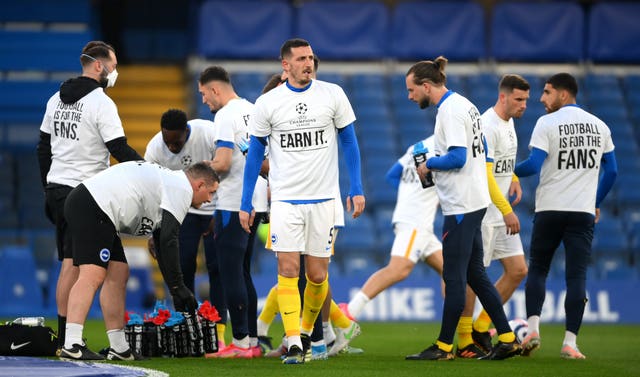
[[481, 222, 524, 267], [390, 222, 442, 264], [269, 200, 336, 257]]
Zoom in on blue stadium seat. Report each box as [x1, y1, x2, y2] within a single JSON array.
[[597, 254, 636, 280], [197, 1, 292, 59], [1, 0, 91, 23], [0, 245, 45, 317], [336, 214, 377, 255], [296, 1, 389, 60], [491, 2, 584, 62], [588, 3, 640, 62], [391, 1, 486, 61], [0, 30, 93, 72]]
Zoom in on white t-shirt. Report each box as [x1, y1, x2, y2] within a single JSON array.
[[145, 119, 217, 215], [482, 107, 518, 225], [250, 80, 356, 202], [431, 91, 490, 215], [392, 136, 439, 230], [213, 98, 268, 212], [40, 87, 125, 187], [83, 161, 192, 236], [528, 105, 614, 214]]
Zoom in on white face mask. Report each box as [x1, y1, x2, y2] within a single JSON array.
[[105, 68, 118, 88]]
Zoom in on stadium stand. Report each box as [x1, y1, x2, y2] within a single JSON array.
[[1, 1, 640, 319]]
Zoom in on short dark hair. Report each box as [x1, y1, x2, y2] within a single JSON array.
[[406, 56, 448, 86], [80, 41, 115, 66], [499, 74, 530, 93], [280, 38, 311, 59], [185, 161, 219, 186], [199, 66, 231, 85], [546, 73, 578, 98], [160, 109, 188, 131], [262, 73, 284, 94]]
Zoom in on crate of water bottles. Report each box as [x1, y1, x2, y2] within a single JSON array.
[[125, 300, 220, 358]]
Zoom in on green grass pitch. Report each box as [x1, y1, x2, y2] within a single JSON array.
[[66, 319, 640, 377]]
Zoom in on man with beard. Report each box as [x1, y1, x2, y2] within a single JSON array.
[[37, 40, 142, 351]]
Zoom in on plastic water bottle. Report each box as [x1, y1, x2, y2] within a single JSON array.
[[412, 141, 435, 188], [13, 317, 45, 326]]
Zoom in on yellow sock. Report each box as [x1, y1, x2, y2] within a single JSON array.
[[329, 300, 351, 329], [216, 323, 226, 342], [277, 274, 301, 337], [436, 340, 453, 353], [258, 286, 279, 324], [498, 331, 516, 343], [473, 309, 492, 333], [457, 316, 474, 348], [300, 274, 328, 333]]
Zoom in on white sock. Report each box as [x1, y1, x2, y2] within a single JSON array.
[[107, 329, 129, 353], [527, 315, 540, 335], [257, 319, 270, 337], [64, 323, 84, 349], [287, 335, 302, 350], [323, 322, 336, 345], [563, 331, 577, 348], [232, 336, 250, 349], [250, 337, 258, 347], [348, 291, 370, 319]]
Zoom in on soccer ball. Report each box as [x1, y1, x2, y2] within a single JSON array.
[[509, 318, 529, 343]]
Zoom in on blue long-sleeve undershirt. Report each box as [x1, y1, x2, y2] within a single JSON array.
[[514, 147, 547, 177], [385, 161, 403, 189], [338, 124, 364, 196], [425, 146, 466, 170], [240, 135, 267, 213], [596, 151, 618, 208]]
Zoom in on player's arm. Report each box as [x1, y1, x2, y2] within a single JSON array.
[[514, 147, 547, 177], [338, 123, 365, 218], [240, 135, 267, 231], [595, 150, 618, 223], [385, 161, 403, 189], [426, 146, 466, 170], [106, 136, 143, 162], [36, 131, 52, 188], [210, 141, 233, 173], [155, 209, 197, 312], [486, 161, 520, 234], [509, 174, 522, 206]]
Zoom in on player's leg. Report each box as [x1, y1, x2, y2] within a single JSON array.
[[348, 223, 422, 319], [211, 210, 252, 358], [522, 211, 563, 356], [61, 184, 111, 360], [202, 220, 227, 348], [245, 212, 265, 356], [177, 213, 201, 293], [560, 212, 593, 359], [46, 185, 76, 349]]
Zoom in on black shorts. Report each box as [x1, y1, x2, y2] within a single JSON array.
[[45, 183, 74, 260], [64, 184, 126, 268]]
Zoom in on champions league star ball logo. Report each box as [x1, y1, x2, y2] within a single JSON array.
[[181, 155, 192, 166], [295, 102, 308, 115]]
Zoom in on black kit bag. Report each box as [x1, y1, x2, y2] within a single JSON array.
[[0, 323, 58, 356]]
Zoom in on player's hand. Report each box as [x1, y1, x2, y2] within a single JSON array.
[[503, 212, 520, 235], [147, 237, 157, 259], [416, 162, 431, 183], [171, 284, 198, 312], [202, 216, 215, 236], [509, 180, 522, 206], [239, 209, 255, 233], [595, 208, 600, 224], [346, 195, 366, 219]]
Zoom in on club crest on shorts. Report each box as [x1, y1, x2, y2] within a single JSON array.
[[271, 233, 278, 245], [99, 248, 111, 262]]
